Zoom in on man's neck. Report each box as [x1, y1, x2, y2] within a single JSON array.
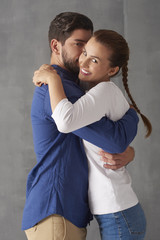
[[50, 54, 79, 82], [50, 54, 66, 71]]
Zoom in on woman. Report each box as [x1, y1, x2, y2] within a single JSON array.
[[33, 30, 152, 239]]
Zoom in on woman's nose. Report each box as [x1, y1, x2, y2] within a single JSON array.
[[81, 58, 89, 68]]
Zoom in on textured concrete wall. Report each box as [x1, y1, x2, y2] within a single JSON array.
[[123, 1, 160, 239], [0, 0, 159, 239]]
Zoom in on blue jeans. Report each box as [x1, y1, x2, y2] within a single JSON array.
[[94, 203, 146, 240]]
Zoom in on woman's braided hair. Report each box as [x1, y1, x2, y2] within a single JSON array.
[[94, 29, 152, 137]]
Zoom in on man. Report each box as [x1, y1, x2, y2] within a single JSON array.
[[22, 12, 138, 240]]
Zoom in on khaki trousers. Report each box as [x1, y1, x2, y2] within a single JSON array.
[[25, 214, 87, 240]]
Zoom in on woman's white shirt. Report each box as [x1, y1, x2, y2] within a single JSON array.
[[52, 81, 138, 214]]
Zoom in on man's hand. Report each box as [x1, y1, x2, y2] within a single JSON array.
[[99, 146, 135, 170]]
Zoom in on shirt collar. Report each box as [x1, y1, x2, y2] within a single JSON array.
[[51, 65, 79, 83]]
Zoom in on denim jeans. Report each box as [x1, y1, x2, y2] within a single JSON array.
[[94, 203, 146, 240]]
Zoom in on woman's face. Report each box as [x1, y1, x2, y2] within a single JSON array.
[[78, 37, 118, 84]]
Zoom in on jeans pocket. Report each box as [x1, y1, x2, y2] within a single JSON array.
[[122, 203, 146, 236]]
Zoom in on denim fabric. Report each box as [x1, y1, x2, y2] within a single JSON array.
[[95, 203, 146, 240]]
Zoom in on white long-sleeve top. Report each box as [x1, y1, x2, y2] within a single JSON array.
[[52, 81, 138, 214]]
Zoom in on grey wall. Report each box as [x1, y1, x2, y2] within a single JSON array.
[[0, 0, 160, 239]]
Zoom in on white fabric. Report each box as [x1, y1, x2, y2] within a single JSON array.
[[52, 82, 130, 133], [52, 81, 138, 214]]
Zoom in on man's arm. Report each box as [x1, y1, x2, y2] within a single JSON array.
[[73, 108, 139, 154], [99, 146, 135, 170], [34, 66, 138, 155], [42, 77, 138, 155]]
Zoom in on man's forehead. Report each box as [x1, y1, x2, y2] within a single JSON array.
[[69, 29, 92, 42], [73, 39, 88, 43]]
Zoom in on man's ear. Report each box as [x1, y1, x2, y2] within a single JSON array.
[[108, 66, 120, 77], [50, 39, 61, 54]]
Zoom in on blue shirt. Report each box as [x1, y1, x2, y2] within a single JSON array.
[[22, 65, 139, 230]]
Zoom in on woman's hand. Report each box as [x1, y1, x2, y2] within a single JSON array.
[[33, 64, 66, 112], [33, 64, 60, 87]]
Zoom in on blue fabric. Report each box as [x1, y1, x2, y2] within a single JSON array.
[[95, 203, 146, 240], [22, 65, 139, 230]]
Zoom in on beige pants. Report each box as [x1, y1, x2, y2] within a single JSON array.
[[25, 214, 87, 240]]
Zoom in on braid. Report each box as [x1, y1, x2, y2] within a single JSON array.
[[122, 63, 152, 138], [93, 29, 152, 137]]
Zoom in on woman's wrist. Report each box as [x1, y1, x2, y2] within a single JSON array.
[[48, 72, 60, 84]]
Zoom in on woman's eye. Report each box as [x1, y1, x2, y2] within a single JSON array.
[[92, 59, 97, 63]]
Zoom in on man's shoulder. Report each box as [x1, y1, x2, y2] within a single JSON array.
[[34, 84, 48, 95], [31, 85, 51, 118], [62, 79, 85, 100]]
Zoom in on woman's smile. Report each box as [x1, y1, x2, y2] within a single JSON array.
[[80, 68, 91, 76]]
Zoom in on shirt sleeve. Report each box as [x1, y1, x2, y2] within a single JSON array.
[[51, 81, 139, 153], [52, 82, 130, 133], [73, 108, 139, 153]]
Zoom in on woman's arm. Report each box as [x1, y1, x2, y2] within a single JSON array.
[[33, 65, 129, 133], [33, 65, 138, 154], [52, 82, 129, 133], [33, 64, 66, 111]]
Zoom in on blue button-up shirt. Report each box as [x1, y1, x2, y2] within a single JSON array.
[[22, 65, 139, 230]]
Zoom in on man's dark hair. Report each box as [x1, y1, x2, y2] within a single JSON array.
[[48, 12, 93, 48]]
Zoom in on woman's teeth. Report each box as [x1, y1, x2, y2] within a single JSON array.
[[81, 69, 90, 75]]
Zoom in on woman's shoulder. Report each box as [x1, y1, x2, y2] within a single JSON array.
[[92, 81, 121, 96], [95, 81, 118, 88]]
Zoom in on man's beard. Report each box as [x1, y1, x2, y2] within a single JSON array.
[[62, 49, 79, 74]]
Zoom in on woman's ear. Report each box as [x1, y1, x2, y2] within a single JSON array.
[[108, 66, 120, 77], [50, 39, 61, 54]]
